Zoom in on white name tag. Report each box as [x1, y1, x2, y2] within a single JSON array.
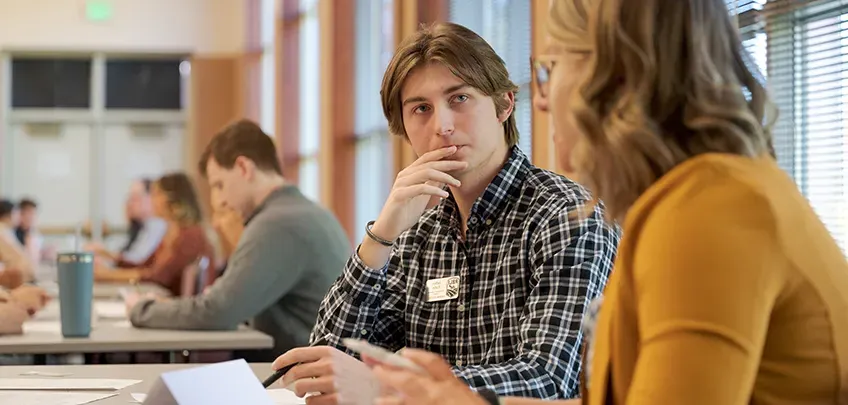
[[426, 276, 460, 302]]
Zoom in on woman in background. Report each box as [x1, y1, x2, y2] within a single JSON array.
[[367, 0, 848, 404], [95, 173, 216, 296]]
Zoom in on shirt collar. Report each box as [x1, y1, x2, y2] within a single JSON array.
[[243, 185, 298, 225], [440, 146, 531, 230]]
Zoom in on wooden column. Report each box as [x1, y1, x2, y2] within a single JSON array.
[[277, 0, 301, 183], [188, 57, 240, 216], [319, 0, 357, 242]]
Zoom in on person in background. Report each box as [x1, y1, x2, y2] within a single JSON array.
[[87, 179, 167, 268], [94, 173, 216, 296], [124, 119, 349, 362], [0, 199, 33, 286], [271, 21, 618, 403], [209, 205, 244, 278], [14, 198, 55, 264], [0, 284, 50, 335], [368, 0, 848, 404]]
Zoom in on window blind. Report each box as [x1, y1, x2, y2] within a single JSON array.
[[449, 0, 533, 161], [730, 0, 848, 253]]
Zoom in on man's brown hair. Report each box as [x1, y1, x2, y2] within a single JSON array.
[[380, 22, 520, 147], [198, 119, 282, 177]]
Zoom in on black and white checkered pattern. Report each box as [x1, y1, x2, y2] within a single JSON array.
[[311, 147, 619, 399]]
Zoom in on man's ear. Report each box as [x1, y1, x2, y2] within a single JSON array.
[[498, 92, 516, 123], [234, 156, 255, 180]]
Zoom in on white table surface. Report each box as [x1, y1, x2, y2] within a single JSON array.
[[0, 363, 277, 405], [38, 281, 171, 300], [0, 300, 273, 354]]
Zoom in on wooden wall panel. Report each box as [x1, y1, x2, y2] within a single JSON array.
[[319, 0, 357, 242], [277, 0, 301, 183], [188, 56, 240, 216]]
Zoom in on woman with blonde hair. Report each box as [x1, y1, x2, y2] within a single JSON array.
[[366, 0, 848, 404], [95, 173, 216, 297]]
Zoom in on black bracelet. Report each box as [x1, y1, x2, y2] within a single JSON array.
[[365, 220, 394, 247]]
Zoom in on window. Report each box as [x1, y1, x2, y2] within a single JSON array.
[[354, 0, 395, 240], [731, 0, 848, 253], [298, 0, 321, 202], [105, 58, 183, 109], [449, 0, 533, 160], [11, 58, 91, 109]]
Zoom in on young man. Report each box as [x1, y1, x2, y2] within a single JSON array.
[[124, 120, 350, 361], [272, 22, 620, 400]]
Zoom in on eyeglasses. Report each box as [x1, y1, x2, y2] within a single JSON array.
[[530, 56, 556, 99]]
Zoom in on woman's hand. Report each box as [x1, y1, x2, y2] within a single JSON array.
[[369, 349, 488, 405]]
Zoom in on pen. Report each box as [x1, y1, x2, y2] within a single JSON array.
[[261, 336, 330, 388]]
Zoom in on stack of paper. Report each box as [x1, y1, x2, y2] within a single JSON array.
[[0, 391, 117, 405], [0, 378, 141, 391], [0, 378, 141, 405]]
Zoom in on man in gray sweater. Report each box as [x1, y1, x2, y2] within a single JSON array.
[[125, 119, 350, 361]]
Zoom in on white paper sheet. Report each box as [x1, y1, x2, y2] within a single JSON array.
[[0, 378, 141, 391], [130, 393, 146, 403], [267, 388, 307, 404], [95, 301, 128, 319], [0, 391, 116, 405], [22, 321, 62, 334]]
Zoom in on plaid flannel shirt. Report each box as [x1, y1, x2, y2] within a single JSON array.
[[311, 147, 619, 399]]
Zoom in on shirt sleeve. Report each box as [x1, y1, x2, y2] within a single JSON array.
[[310, 245, 407, 352], [130, 218, 304, 330], [454, 202, 618, 399], [120, 218, 167, 265], [624, 181, 784, 405]]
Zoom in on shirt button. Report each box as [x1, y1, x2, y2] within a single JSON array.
[[374, 284, 381, 290], [469, 217, 478, 224], [485, 219, 492, 226], [360, 329, 368, 336], [458, 304, 466, 312], [456, 360, 463, 367]]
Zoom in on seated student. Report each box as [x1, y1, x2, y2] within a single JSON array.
[[0, 199, 34, 285], [87, 179, 168, 268], [95, 173, 216, 296], [14, 198, 56, 265], [0, 284, 50, 335], [209, 205, 244, 278], [124, 120, 349, 362], [271, 22, 619, 402], [366, 0, 848, 405]]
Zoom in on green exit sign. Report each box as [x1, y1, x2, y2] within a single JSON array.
[[86, 0, 113, 21]]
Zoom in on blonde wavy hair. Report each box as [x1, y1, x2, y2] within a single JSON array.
[[549, 0, 776, 222]]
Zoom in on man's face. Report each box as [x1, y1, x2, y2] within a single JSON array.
[[206, 157, 255, 219], [18, 207, 36, 229], [400, 62, 513, 178], [126, 181, 152, 220]]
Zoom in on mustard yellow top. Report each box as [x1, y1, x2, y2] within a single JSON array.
[[587, 153, 848, 405]]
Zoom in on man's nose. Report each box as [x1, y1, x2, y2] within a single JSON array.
[[432, 105, 455, 136]]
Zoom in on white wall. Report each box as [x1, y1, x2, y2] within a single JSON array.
[[0, 0, 245, 54]]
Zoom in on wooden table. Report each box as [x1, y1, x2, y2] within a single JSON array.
[[0, 363, 278, 405]]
